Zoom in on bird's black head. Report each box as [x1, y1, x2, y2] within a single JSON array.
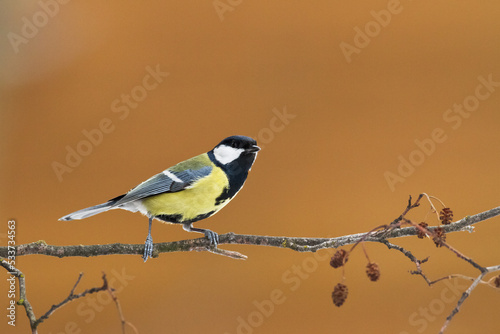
[[217, 135, 259, 151], [211, 136, 260, 166]]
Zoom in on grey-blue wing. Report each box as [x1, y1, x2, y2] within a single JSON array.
[[113, 166, 212, 206]]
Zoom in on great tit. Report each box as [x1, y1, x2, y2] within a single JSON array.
[[59, 135, 260, 261]]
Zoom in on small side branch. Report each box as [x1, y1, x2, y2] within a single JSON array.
[[439, 264, 500, 334], [107, 281, 139, 334], [0, 259, 36, 333], [378, 239, 420, 263], [0, 260, 110, 334], [376, 230, 500, 334], [35, 273, 109, 328]]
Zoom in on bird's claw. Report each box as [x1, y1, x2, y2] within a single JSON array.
[[204, 230, 219, 247], [143, 235, 153, 262]]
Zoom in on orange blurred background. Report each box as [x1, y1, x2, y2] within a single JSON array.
[[2, 1, 500, 333]]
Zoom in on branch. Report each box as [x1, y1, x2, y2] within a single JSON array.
[[107, 282, 139, 334], [1, 205, 498, 259], [0, 260, 109, 333], [376, 230, 500, 334], [439, 265, 500, 334], [0, 259, 36, 333], [35, 272, 109, 328]]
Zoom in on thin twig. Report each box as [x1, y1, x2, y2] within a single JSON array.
[[439, 241, 486, 273], [107, 275, 139, 334], [69, 273, 84, 295], [377, 232, 500, 334], [378, 239, 420, 263], [422, 193, 442, 221], [193, 246, 248, 260], [439, 264, 500, 334], [35, 273, 109, 327]]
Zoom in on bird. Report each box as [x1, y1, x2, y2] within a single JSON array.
[[59, 135, 260, 262]]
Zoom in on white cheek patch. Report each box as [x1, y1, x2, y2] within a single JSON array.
[[213, 145, 244, 164]]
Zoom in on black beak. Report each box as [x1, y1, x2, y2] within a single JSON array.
[[246, 145, 261, 153]]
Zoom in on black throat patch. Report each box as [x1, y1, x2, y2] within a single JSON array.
[[207, 150, 255, 206]]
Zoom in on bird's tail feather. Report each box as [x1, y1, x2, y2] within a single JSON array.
[[59, 195, 124, 221]]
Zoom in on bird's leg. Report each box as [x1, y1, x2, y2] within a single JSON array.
[[183, 223, 219, 246], [143, 217, 154, 262]]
